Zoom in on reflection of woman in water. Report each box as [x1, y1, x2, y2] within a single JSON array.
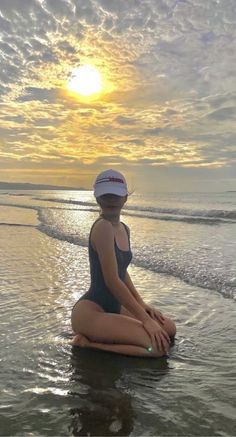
[[71, 169, 176, 357], [69, 348, 137, 436], [69, 348, 170, 436]]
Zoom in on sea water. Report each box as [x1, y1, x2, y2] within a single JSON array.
[[0, 189, 236, 436]]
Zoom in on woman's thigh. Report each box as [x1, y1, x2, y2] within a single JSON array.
[[71, 300, 161, 353], [71, 299, 103, 333], [120, 306, 176, 338]]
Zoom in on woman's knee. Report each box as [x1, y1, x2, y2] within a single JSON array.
[[163, 317, 176, 338], [150, 345, 170, 358]]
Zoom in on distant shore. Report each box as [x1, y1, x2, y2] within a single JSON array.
[[0, 181, 88, 191], [1, 181, 235, 193]]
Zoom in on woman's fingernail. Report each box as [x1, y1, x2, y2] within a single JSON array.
[[147, 346, 153, 352]]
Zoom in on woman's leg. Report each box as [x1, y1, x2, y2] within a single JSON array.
[[71, 333, 160, 357], [120, 306, 176, 338], [71, 300, 168, 357]]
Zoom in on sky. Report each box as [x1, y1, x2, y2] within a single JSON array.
[[0, 0, 236, 193]]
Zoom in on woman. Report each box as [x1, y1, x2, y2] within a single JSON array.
[[71, 169, 176, 357]]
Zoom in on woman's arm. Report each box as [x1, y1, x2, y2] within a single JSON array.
[[123, 271, 145, 306], [124, 271, 165, 325]]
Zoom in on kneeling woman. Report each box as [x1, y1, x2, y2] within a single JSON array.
[[71, 169, 176, 357]]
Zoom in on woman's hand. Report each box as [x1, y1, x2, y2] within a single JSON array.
[[143, 318, 170, 354], [143, 303, 165, 325]]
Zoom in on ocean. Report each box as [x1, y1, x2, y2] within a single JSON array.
[[0, 189, 235, 436]]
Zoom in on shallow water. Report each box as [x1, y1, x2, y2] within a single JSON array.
[[1, 189, 236, 299], [1, 216, 236, 435]]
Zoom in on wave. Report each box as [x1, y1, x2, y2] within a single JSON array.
[[0, 201, 96, 214], [0, 192, 34, 197], [0, 200, 235, 226], [32, 196, 95, 207], [36, 209, 236, 300], [16, 196, 236, 224], [151, 206, 236, 221], [4, 192, 236, 219], [0, 223, 36, 228], [122, 211, 227, 225], [36, 223, 236, 300], [0, 202, 38, 211], [36, 209, 88, 247], [132, 256, 236, 301], [37, 220, 236, 299], [0, 201, 235, 300]]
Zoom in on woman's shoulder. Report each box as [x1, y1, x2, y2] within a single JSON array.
[[90, 217, 113, 237], [90, 218, 115, 251], [92, 217, 112, 229]]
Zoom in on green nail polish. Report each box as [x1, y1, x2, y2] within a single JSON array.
[[147, 346, 153, 352]]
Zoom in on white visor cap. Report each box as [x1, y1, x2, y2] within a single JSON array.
[[94, 169, 128, 198]]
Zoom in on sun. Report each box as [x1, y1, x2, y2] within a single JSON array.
[[67, 65, 102, 96]]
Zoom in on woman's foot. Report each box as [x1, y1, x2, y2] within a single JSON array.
[[70, 333, 90, 347]]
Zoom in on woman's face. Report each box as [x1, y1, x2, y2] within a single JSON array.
[[97, 193, 127, 212]]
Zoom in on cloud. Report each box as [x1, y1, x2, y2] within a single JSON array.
[[115, 115, 138, 125], [17, 87, 59, 103], [207, 107, 236, 121]]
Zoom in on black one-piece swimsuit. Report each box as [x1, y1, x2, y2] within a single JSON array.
[[77, 218, 133, 314]]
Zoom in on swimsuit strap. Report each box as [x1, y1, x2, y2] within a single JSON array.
[[120, 221, 130, 243]]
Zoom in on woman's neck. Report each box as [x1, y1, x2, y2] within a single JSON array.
[[100, 212, 120, 225]]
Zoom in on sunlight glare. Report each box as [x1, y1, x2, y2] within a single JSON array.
[[68, 65, 102, 96]]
